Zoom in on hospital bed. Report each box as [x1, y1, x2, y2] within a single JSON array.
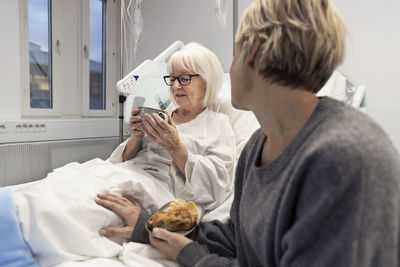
[[3, 41, 365, 267]]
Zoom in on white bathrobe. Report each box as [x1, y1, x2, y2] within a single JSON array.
[[109, 107, 236, 210]]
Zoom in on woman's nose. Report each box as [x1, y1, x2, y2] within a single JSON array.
[[171, 79, 181, 88]]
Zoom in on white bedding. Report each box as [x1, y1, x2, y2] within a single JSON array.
[[54, 243, 179, 267], [11, 158, 175, 266], [10, 158, 233, 267]]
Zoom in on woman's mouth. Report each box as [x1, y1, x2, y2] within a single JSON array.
[[175, 94, 186, 98]]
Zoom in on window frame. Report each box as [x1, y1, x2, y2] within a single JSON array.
[[20, 0, 119, 118]]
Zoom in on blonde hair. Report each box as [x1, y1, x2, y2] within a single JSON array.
[[167, 42, 224, 108], [235, 0, 347, 93]]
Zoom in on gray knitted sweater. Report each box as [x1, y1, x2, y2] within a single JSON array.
[[176, 97, 400, 267]]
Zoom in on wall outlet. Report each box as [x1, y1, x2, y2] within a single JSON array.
[[0, 123, 6, 134], [15, 122, 47, 133]]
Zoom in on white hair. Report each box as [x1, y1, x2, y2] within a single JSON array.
[[167, 42, 224, 108]]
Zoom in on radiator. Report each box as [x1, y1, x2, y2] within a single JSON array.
[[0, 137, 120, 187]]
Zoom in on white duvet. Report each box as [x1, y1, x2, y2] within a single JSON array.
[[12, 158, 176, 266]]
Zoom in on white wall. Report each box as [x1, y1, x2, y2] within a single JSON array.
[[238, 0, 252, 22], [333, 0, 400, 152], [0, 1, 21, 120], [134, 0, 234, 72]]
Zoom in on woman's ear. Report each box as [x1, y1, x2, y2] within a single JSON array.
[[246, 38, 262, 66]]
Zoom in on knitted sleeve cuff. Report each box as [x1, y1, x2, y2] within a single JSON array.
[[129, 208, 151, 244], [176, 241, 210, 267]]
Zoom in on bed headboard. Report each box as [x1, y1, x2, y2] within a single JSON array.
[[317, 71, 366, 110]]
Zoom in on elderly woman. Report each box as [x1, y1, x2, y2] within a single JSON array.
[[3, 42, 235, 266], [96, 42, 235, 240], [147, 0, 400, 266]]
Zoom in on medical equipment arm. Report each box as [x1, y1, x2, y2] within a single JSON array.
[[117, 41, 184, 127]]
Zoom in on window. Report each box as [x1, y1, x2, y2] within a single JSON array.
[[28, 0, 52, 109], [23, 0, 118, 117], [89, 0, 106, 110]]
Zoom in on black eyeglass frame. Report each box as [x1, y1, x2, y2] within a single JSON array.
[[163, 74, 200, 86]]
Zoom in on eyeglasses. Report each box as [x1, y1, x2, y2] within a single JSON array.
[[163, 74, 200, 86]]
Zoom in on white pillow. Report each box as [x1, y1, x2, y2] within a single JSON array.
[[317, 70, 366, 109], [209, 74, 260, 159]]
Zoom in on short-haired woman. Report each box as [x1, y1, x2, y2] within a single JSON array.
[[149, 0, 400, 266]]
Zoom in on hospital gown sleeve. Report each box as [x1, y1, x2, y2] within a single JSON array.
[[106, 140, 128, 163], [170, 114, 236, 210]]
